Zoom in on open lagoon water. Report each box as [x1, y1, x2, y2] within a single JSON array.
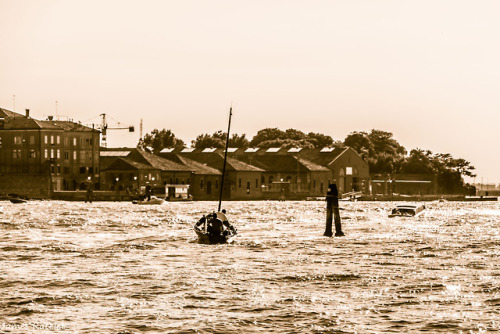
[[0, 200, 499, 333]]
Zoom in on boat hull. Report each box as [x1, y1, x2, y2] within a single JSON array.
[[9, 198, 27, 204], [194, 228, 235, 244]]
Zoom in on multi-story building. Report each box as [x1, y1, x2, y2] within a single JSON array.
[[0, 108, 100, 198]]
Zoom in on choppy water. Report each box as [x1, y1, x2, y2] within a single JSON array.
[[0, 200, 499, 333]]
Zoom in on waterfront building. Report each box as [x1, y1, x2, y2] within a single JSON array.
[[0, 108, 100, 198], [235, 153, 331, 199], [158, 150, 221, 200], [100, 148, 192, 197], [298, 147, 371, 195], [176, 149, 265, 200]]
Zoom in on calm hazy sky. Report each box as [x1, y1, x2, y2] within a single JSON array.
[[1, 0, 499, 184]]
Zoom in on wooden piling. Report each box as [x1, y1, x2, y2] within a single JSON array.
[[324, 183, 345, 237]]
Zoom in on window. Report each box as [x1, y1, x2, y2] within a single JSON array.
[[51, 165, 55, 174], [73, 138, 77, 146], [13, 136, 22, 145], [64, 138, 69, 146], [29, 150, 36, 158], [13, 149, 21, 158], [57, 136, 60, 144], [73, 151, 77, 160], [239, 178, 242, 188], [44, 149, 48, 159], [50, 149, 54, 159], [64, 151, 69, 160], [50, 135, 54, 144], [57, 149, 61, 159], [30, 136, 35, 145], [44, 135, 48, 144], [261, 176, 265, 184], [80, 151, 85, 161], [200, 179, 204, 189], [57, 165, 61, 175]]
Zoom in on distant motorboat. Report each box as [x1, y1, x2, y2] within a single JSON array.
[[133, 196, 165, 205], [389, 203, 426, 217]]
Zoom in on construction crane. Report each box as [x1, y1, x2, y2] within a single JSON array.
[[99, 113, 135, 148]]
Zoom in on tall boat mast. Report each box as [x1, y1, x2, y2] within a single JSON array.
[[218, 106, 232, 212]]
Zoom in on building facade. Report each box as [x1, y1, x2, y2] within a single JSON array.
[[0, 108, 100, 198]]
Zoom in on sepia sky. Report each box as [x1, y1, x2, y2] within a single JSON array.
[[1, 0, 499, 184]]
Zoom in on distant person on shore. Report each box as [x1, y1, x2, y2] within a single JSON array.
[[85, 179, 94, 203], [145, 183, 152, 201]]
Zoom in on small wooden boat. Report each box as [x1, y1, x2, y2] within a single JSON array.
[[133, 196, 165, 205], [389, 203, 426, 217], [194, 106, 237, 244], [8, 194, 28, 204], [194, 211, 237, 244]]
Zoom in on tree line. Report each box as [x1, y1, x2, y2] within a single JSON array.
[[138, 128, 476, 194]]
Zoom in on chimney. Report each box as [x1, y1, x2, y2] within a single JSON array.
[[25, 109, 30, 118], [48, 116, 53, 121]]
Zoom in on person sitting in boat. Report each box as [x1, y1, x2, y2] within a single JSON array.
[[207, 215, 224, 235], [217, 210, 237, 236]]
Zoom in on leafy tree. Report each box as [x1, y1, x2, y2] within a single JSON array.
[[344, 131, 374, 158], [344, 130, 404, 174], [307, 132, 336, 148], [192, 131, 250, 149], [249, 128, 285, 147], [400, 149, 435, 174], [192, 131, 226, 149], [369, 129, 406, 156], [249, 128, 337, 149], [229, 133, 250, 149], [138, 129, 185, 152]]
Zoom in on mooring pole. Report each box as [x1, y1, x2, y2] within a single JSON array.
[[324, 184, 334, 237], [324, 183, 344, 237]]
